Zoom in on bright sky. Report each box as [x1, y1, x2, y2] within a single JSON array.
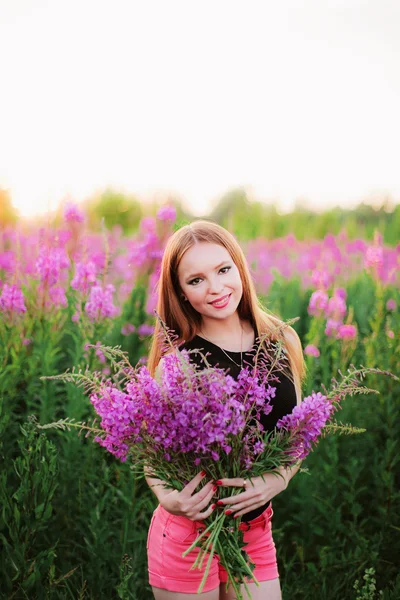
[[1, 0, 400, 218]]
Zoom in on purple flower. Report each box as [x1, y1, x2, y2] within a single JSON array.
[[48, 285, 68, 308], [252, 440, 264, 455], [308, 290, 329, 316], [85, 284, 119, 321], [121, 323, 136, 336], [137, 323, 155, 337], [277, 391, 336, 460], [386, 299, 396, 311], [0, 251, 16, 273], [71, 309, 81, 323], [71, 261, 97, 295], [304, 344, 320, 357], [364, 246, 384, 270], [0, 284, 27, 314], [64, 202, 85, 223], [327, 293, 347, 319], [36, 247, 70, 287], [337, 324, 357, 340], [325, 318, 341, 338], [94, 342, 106, 364], [87, 348, 276, 465], [157, 205, 176, 222], [311, 269, 332, 290], [140, 217, 157, 234], [335, 288, 347, 301]]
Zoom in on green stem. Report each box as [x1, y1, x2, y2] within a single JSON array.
[[217, 543, 244, 599], [196, 514, 226, 594], [182, 510, 226, 558]]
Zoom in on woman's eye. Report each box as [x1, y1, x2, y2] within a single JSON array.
[[188, 266, 230, 285]]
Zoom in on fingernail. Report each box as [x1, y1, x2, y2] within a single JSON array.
[[225, 509, 232, 515], [213, 484, 218, 491], [215, 480, 223, 485], [233, 514, 240, 519], [201, 470, 206, 476], [217, 500, 224, 506], [211, 504, 216, 510]]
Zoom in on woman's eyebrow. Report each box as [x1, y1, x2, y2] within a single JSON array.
[[186, 261, 229, 279]]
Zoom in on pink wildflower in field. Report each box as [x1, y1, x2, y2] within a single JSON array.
[[337, 324, 357, 340], [387, 330, 395, 339], [157, 205, 176, 222], [85, 284, 119, 321], [64, 202, 84, 223], [71, 309, 81, 322], [364, 245, 384, 270], [71, 261, 97, 295], [0, 283, 27, 314], [128, 227, 161, 269], [311, 269, 332, 289], [121, 323, 136, 336], [22, 337, 32, 346], [140, 217, 157, 234], [48, 285, 68, 308], [94, 342, 106, 364], [308, 290, 329, 316], [304, 344, 320, 357], [335, 288, 347, 301], [0, 251, 16, 273], [327, 292, 347, 319], [36, 247, 70, 286], [325, 318, 341, 338], [137, 323, 155, 337], [386, 299, 396, 311]]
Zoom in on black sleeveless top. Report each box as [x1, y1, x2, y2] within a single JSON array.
[[180, 334, 297, 522]]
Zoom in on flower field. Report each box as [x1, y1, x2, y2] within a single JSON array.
[[0, 205, 399, 599]]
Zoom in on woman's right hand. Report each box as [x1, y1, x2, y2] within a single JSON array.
[[160, 471, 217, 521]]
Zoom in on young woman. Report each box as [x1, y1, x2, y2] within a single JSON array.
[[145, 220, 306, 600]]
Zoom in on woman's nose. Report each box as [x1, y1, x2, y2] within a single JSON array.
[[208, 278, 224, 294]]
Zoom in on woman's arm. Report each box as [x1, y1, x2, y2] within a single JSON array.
[[272, 461, 302, 490], [144, 464, 173, 504]]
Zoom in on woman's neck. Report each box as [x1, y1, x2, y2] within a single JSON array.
[[198, 315, 254, 352]]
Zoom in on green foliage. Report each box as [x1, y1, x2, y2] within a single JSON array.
[[210, 189, 400, 244], [84, 189, 143, 233], [354, 568, 383, 600], [0, 265, 399, 598], [0, 419, 58, 597]]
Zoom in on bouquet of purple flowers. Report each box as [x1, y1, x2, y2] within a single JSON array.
[[40, 321, 395, 600]]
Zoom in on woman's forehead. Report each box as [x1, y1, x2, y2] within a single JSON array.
[[178, 243, 231, 275]]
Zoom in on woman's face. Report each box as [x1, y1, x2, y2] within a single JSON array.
[[177, 242, 243, 322]]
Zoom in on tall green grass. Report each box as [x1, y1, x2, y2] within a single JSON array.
[[0, 276, 399, 599]]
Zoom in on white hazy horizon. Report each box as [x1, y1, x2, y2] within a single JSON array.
[[1, 0, 400, 218]]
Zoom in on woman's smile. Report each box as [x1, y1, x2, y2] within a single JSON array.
[[208, 293, 232, 308]]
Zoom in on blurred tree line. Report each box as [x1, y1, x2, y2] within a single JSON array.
[[208, 188, 400, 245], [1, 186, 399, 244]]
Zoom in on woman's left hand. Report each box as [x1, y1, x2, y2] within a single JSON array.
[[214, 471, 289, 518]]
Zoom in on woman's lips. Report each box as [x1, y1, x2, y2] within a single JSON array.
[[209, 293, 231, 309]]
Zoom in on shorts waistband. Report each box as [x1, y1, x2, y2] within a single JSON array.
[[156, 502, 273, 534]]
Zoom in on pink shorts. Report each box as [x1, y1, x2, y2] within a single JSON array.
[[147, 503, 279, 593]]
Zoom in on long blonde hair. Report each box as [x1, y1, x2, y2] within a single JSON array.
[[147, 220, 306, 402]]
